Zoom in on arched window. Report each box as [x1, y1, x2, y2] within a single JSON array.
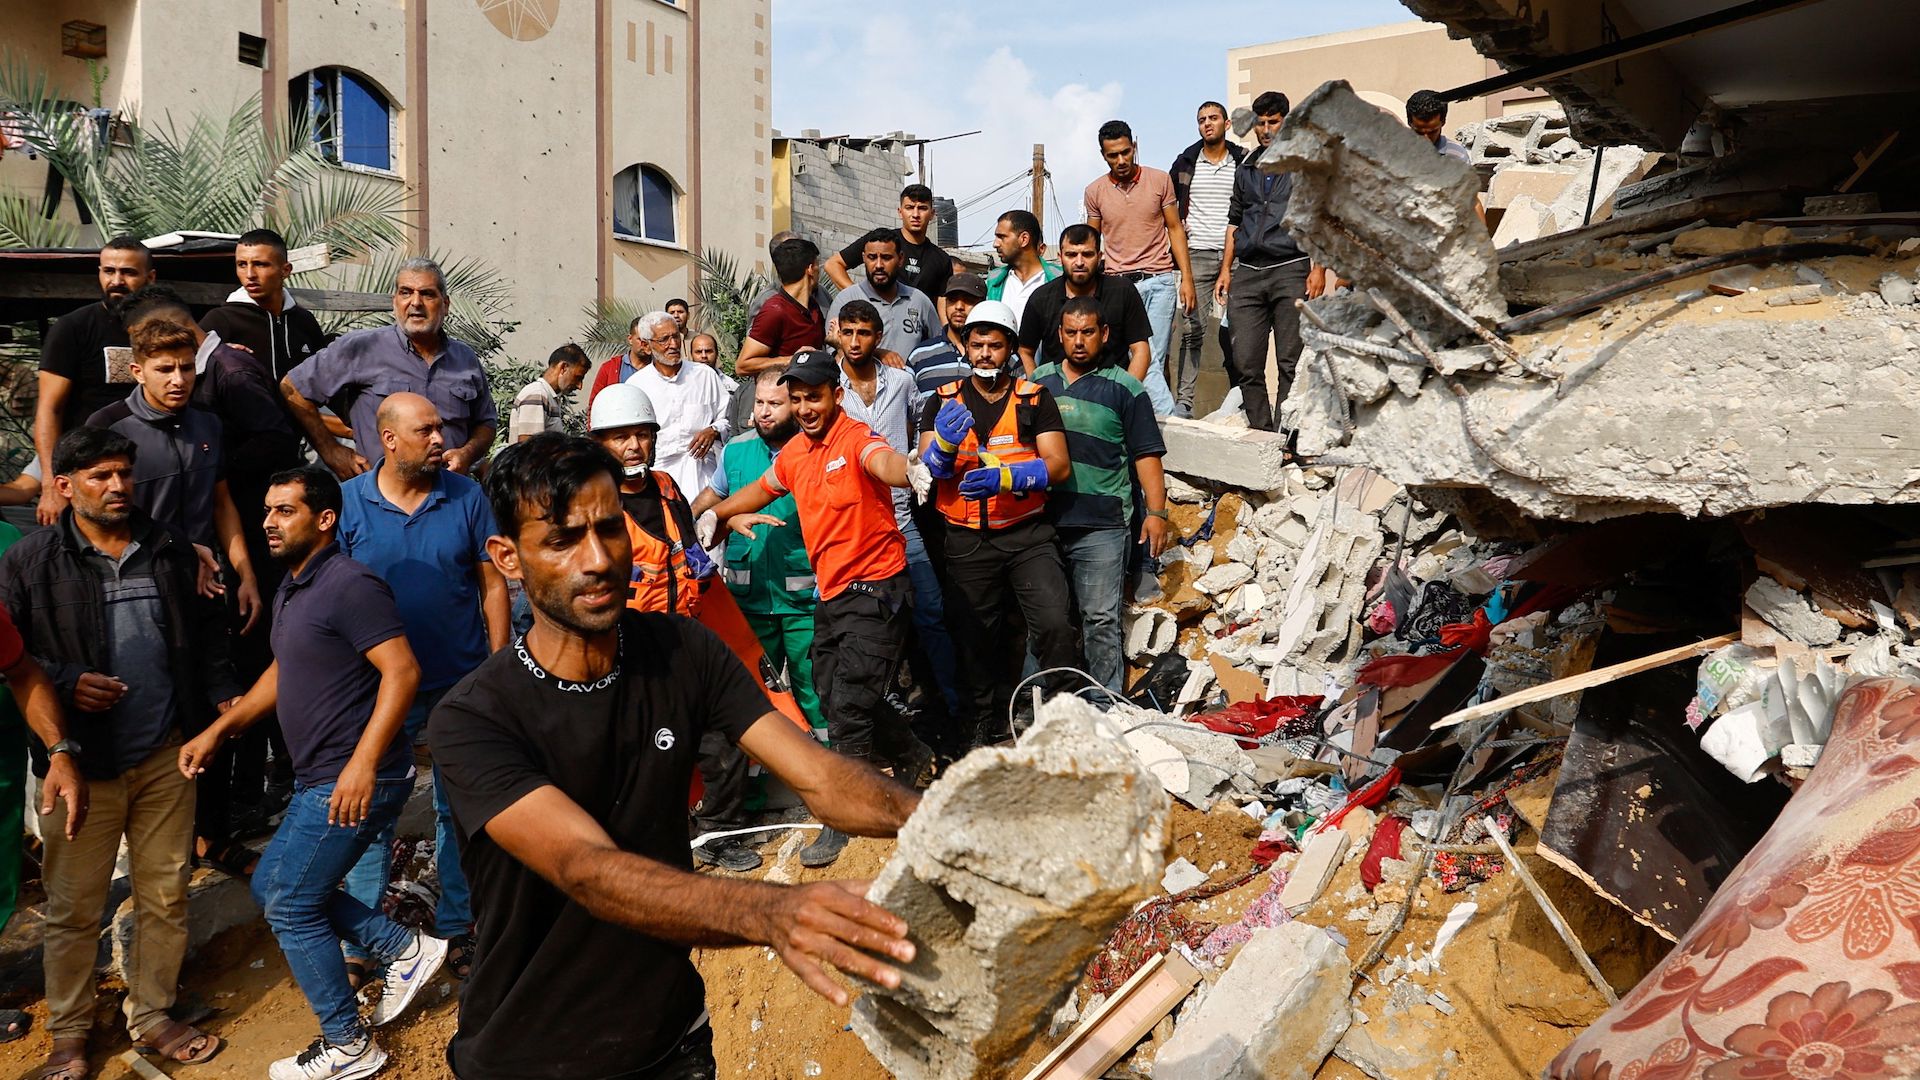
[[613, 163, 679, 244], [290, 68, 393, 171]]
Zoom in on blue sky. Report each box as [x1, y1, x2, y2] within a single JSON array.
[[770, 0, 1417, 248]]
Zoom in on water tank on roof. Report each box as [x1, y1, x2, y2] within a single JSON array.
[[933, 197, 959, 249]]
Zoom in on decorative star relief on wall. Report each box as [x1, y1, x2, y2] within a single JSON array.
[[477, 0, 559, 41]]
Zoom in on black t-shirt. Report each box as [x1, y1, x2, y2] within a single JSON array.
[[40, 301, 134, 431], [840, 228, 953, 299], [919, 378, 1066, 450], [1017, 275, 1154, 373], [428, 611, 770, 1080]]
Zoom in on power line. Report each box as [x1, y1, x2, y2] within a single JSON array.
[[953, 167, 1028, 210]]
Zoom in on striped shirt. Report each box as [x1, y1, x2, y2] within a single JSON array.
[[1185, 153, 1237, 251], [1031, 362, 1166, 530]]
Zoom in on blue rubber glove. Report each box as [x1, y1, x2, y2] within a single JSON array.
[[922, 440, 957, 479], [958, 457, 1051, 499], [932, 399, 973, 449]]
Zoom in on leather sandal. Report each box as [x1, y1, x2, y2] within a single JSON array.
[[133, 1018, 223, 1065]]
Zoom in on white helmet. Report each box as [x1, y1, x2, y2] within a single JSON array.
[[589, 382, 658, 432], [963, 299, 1020, 340]]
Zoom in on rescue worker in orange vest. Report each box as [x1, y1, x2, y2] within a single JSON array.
[[588, 383, 763, 872], [916, 300, 1081, 748]]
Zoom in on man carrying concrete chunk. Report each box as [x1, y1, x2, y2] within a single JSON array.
[[430, 434, 922, 1079], [917, 301, 1081, 747]]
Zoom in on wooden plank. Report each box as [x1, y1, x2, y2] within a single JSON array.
[[1021, 951, 1201, 1080], [288, 242, 331, 274], [289, 286, 391, 313], [1484, 816, 1617, 1005], [1433, 633, 1737, 731], [1863, 553, 1920, 569], [1838, 131, 1900, 194]]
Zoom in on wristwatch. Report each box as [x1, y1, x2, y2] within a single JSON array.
[[48, 739, 82, 760], [1145, 508, 1170, 520]]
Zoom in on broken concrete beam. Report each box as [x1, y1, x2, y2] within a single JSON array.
[[1152, 923, 1352, 1080], [1746, 577, 1842, 646], [1159, 417, 1291, 493], [1335, 1009, 1459, 1079], [1193, 562, 1255, 597], [1262, 81, 1505, 336], [1279, 829, 1352, 911], [851, 696, 1170, 1080]]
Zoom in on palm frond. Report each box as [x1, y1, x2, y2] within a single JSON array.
[[0, 189, 76, 248], [692, 247, 772, 366], [573, 297, 650, 361]]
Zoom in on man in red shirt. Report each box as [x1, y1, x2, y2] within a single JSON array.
[[736, 237, 826, 378], [704, 348, 933, 867]]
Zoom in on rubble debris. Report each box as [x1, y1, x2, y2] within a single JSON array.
[[1262, 81, 1505, 335], [1150, 923, 1351, 1080], [1278, 830, 1351, 912], [1159, 858, 1207, 896], [1335, 1009, 1459, 1080], [1745, 577, 1842, 645], [851, 697, 1169, 1080], [1483, 815, 1617, 1005], [1548, 677, 1920, 1079], [1537, 643, 1789, 941]]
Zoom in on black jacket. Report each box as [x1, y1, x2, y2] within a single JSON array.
[[1170, 138, 1248, 222], [199, 291, 332, 385], [0, 510, 242, 779], [1227, 155, 1306, 265]]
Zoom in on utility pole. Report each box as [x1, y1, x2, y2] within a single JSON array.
[[1031, 143, 1046, 240]]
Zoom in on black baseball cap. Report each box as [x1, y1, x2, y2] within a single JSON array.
[[778, 348, 840, 386], [945, 272, 987, 300]]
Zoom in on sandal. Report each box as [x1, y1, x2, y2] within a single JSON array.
[[344, 957, 376, 994], [448, 933, 476, 980], [196, 839, 259, 880], [133, 1018, 223, 1065], [37, 1038, 87, 1080], [1, 1008, 32, 1043]]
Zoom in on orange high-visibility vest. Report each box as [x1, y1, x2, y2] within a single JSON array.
[[932, 378, 1048, 530], [625, 471, 702, 617]]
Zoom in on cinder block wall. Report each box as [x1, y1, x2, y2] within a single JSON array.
[[787, 140, 915, 264]]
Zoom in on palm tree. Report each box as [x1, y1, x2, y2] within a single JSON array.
[[692, 248, 773, 375]]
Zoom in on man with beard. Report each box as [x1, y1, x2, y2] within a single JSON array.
[[283, 258, 498, 478], [705, 349, 932, 868], [1, 426, 236, 1080], [984, 210, 1059, 329], [692, 371, 823, 736], [587, 314, 654, 406], [179, 465, 444, 1080], [826, 232, 939, 358], [199, 228, 332, 388], [35, 236, 157, 525], [825, 184, 955, 315], [1084, 119, 1195, 416], [1017, 225, 1153, 379], [906, 272, 986, 395], [430, 434, 919, 1078], [335, 393, 508, 984], [918, 302, 1078, 748], [627, 311, 732, 501], [1169, 101, 1244, 418]]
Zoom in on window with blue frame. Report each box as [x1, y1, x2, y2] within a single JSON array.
[[290, 68, 393, 171], [613, 163, 679, 244]]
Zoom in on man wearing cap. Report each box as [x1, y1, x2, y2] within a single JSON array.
[[916, 301, 1079, 748], [907, 273, 986, 397], [703, 348, 933, 868]]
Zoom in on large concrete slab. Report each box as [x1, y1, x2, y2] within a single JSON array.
[[1153, 922, 1353, 1080], [851, 697, 1170, 1080]]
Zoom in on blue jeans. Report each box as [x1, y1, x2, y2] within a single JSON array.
[[1134, 269, 1181, 416], [253, 778, 417, 1044], [1058, 527, 1131, 693], [903, 521, 963, 719], [343, 687, 470, 950]]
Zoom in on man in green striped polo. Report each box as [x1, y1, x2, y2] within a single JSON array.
[[1031, 296, 1173, 692]]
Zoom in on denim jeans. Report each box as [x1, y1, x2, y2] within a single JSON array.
[[1057, 526, 1131, 693], [1133, 269, 1181, 416], [344, 687, 470, 949], [253, 778, 417, 1044]]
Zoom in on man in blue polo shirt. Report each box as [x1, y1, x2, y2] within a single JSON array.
[[178, 465, 444, 1080], [335, 392, 506, 984], [1032, 296, 1172, 693]]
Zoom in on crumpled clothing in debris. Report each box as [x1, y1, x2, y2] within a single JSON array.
[[1080, 869, 1261, 995], [1197, 867, 1293, 964], [1187, 696, 1324, 747], [1398, 579, 1477, 644]]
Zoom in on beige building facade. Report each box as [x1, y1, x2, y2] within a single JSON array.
[[0, 0, 771, 359], [1228, 20, 1553, 130]]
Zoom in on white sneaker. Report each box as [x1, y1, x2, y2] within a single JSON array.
[[368, 934, 448, 1027], [268, 1034, 388, 1079]]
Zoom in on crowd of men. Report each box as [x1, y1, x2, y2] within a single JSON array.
[[0, 88, 1473, 1079]]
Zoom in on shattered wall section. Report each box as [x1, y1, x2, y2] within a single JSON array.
[[851, 697, 1170, 1080], [1264, 80, 1505, 336]]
